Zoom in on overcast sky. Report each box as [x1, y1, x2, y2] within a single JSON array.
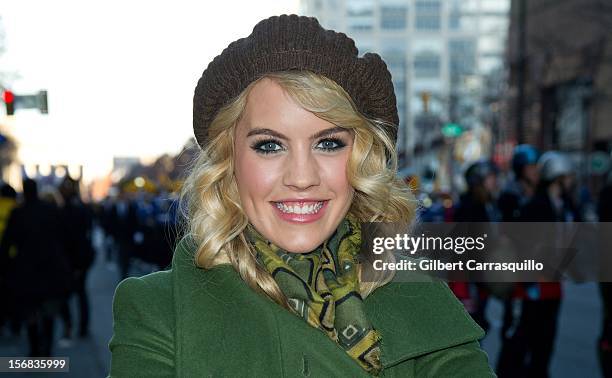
[[0, 0, 300, 182]]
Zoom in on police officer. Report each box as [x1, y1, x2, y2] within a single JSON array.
[[496, 145, 540, 376], [499, 144, 539, 222], [508, 151, 577, 377], [452, 159, 500, 333], [455, 159, 500, 223]]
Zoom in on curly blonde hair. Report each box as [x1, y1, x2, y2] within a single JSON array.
[[180, 70, 416, 309]]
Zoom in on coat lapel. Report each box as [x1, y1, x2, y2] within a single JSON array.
[[364, 279, 485, 369]]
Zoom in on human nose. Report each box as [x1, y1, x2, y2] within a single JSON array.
[[282, 147, 321, 190]]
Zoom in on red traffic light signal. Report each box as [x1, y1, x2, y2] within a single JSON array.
[[3, 90, 15, 116]]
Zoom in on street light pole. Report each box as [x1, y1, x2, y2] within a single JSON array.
[[516, 0, 527, 144]]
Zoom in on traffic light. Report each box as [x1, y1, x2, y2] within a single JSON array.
[[3, 90, 14, 116]]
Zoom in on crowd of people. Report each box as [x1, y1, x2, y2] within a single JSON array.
[[97, 190, 180, 280], [0, 177, 179, 358], [0, 177, 94, 357], [432, 145, 612, 377]]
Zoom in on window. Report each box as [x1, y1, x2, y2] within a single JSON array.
[[415, 0, 441, 31], [381, 6, 408, 30], [383, 49, 407, 71], [449, 4, 461, 29], [414, 51, 440, 78], [347, 0, 374, 31], [449, 39, 476, 78], [394, 79, 406, 107], [349, 22, 373, 31]]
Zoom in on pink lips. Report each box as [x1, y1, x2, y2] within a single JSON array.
[[271, 200, 328, 224]]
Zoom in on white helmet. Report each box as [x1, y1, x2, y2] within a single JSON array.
[[538, 151, 574, 182]]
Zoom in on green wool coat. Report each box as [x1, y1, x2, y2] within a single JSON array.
[[108, 239, 496, 377]]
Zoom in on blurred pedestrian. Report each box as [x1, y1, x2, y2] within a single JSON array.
[[498, 144, 539, 222], [0, 179, 71, 357], [38, 185, 73, 345], [496, 144, 540, 375], [113, 192, 137, 280], [100, 196, 118, 263], [59, 177, 95, 338], [523, 151, 579, 222], [0, 183, 18, 336], [455, 159, 500, 222], [452, 159, 501, 333], [502, 151, 577, 378]]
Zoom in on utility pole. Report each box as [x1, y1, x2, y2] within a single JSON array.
[[516, 0, 527, 144]]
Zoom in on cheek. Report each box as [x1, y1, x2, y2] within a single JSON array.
[[234, 150, 279, 204], [318, 155, 352, 199]]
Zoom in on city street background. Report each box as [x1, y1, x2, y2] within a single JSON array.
[[1, 0, 611, 377]]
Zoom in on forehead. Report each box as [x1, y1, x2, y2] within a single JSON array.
[[237, 78, 334, 135]]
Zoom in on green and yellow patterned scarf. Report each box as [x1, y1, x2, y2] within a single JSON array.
[[245, 215, 383, 375]]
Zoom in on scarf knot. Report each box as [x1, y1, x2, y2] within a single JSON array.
[[245, 215, 383, 375]]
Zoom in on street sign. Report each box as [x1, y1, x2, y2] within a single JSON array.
[[590, 151, 610, 175], [15, 94, 39, 109], [441, 123, 463, 137]]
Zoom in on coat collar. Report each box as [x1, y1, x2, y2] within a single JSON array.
[[171, 238, 484, 370]]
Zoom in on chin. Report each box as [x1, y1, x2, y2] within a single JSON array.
[[276, 228, 326, 253], [278, 239, 323, 254]]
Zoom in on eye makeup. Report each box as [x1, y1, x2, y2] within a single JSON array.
[[250, 138, 284, 154], [249, 135, 350, 155]]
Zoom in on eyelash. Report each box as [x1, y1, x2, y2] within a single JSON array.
[[250, 138, 347, 155]]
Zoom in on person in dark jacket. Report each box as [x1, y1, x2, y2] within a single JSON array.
[[522, 151, 578, 222], [498, 144, 539, 222], [0, 179, 71, 356], [112, 192, 138, 280], [507, 151, 577, 378], [0, 183, 18, 336], [59, 177, 95, 338], [452, 159, 500, 333], [496, 144, 539, 376], [455, 159, 500, 223]]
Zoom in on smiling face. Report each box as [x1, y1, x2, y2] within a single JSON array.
[[233, 78, 355, 253]]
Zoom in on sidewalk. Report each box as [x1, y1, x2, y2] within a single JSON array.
[[481, 282, 603, 377]]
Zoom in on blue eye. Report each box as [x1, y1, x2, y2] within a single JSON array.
[[252, 139, 283, 154], [316, 138, 345, 151]]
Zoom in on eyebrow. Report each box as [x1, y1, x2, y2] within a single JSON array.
[[246, 126, 349, 140]]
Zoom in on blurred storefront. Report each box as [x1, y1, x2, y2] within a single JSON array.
[[505, 0, 612, 191]]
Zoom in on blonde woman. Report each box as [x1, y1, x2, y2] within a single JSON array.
[[109, 15, 494, 377]]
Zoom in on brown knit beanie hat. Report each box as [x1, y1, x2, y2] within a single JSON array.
[[193, 14, 398, 148]]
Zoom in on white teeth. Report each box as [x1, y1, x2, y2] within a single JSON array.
[[275, 202, 323, 214]]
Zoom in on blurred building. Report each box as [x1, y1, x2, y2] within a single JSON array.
[[301, 0, 510, 192], [506, 0, 612, 189]]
